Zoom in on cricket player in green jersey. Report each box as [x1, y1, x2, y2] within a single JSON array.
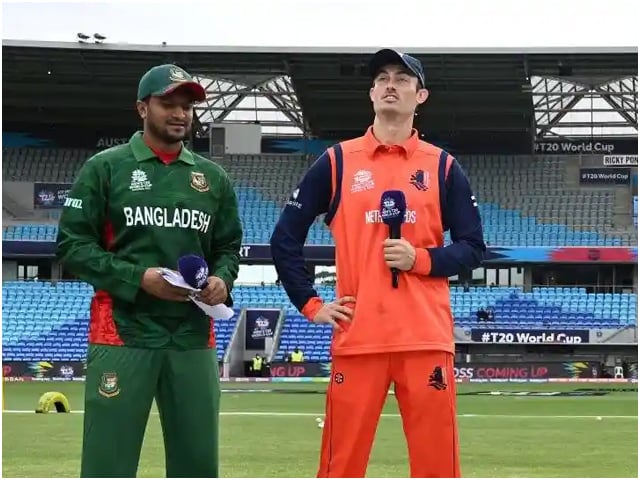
[[56, 64, 243, 478]]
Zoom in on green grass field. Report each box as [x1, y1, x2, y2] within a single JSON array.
[[2, 381, 638, 478]]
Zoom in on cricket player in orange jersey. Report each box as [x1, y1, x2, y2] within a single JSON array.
[[270, 49, 485, 477]]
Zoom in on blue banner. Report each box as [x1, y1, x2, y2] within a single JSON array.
[[245, 308, 280, 350], [471, 329, 590, 344], [33, 183, 73, 209], [3, 242, 638, 264]]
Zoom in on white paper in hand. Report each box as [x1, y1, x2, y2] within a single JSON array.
[[191, 298, 235, 320], [158, 268, 235, 320], [158, 268, 198, 292]]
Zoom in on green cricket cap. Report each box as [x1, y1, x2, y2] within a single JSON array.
[[137, 64, 206, 102]]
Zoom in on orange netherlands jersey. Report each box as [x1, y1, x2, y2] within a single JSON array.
[[321, 127, 454, 355], [270, 126, 485, 358]]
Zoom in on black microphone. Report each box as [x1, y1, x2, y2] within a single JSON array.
[[177, 254, 209, 289], [380, 190, 407, 289]]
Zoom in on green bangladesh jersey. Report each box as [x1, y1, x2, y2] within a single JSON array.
[[56, 132, 243, 349]]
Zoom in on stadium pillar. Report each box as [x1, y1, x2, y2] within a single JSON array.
[[306, 262, 316, 282], [51, 261, 63, 281], [523, 267, 533, 292]]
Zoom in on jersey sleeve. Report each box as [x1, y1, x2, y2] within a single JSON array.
[[56, 157, 147, 302], [270, 151, 333, 317], [412, 158, 486, 277], [207, 172, 243, 306]]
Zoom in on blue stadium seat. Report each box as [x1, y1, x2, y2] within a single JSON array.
[[273, 285, 636, 361], [2, 280, 636, 363], [1, 280, 243, 362], [2, 177, 633, 246]]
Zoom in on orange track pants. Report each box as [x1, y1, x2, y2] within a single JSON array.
[[317, 350, 460, 478]]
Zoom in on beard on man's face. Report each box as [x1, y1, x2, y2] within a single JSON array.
[[146, 117, 191, 144]]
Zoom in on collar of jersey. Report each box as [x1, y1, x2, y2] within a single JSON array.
[[129, 131, 195, 165], [363, 125, 419, 159]]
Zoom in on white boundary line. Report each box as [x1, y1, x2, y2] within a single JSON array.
[[2, 410, 636, 419]]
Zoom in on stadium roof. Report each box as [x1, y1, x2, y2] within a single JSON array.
[[2, 40, 637, 152]]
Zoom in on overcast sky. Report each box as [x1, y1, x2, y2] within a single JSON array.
[[2, 0, 638, 48]]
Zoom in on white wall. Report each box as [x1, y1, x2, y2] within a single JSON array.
[[235, 264, 337, 285], [209, 123, 262, 154], [3, 261, 18, 281], [236, 264, 279, 285], [3, 181, 34, 212]]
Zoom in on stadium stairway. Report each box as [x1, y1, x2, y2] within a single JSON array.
[[3, 282, 635, 363]]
